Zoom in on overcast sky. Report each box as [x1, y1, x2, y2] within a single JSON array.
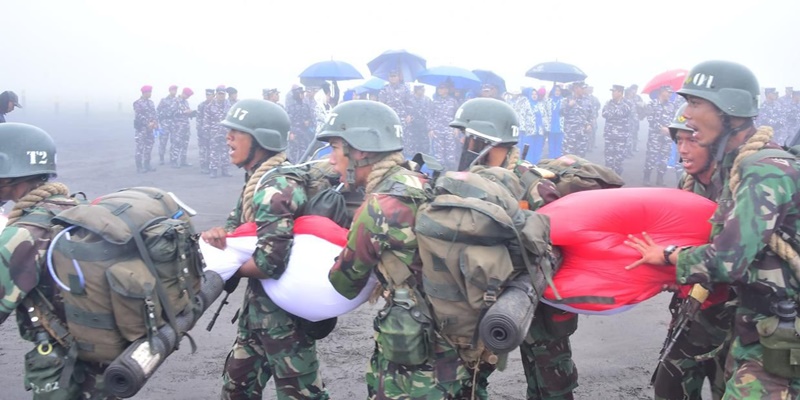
[[3, 0, 798, 110]]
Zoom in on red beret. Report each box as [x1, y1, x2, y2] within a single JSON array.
[[141, 85, 153, 93], [182, 87, 194, 96]]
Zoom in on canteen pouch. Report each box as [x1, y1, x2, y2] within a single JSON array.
[[757, 316, 800, 379], [23, 344, 81, 400], [542, 304, 579, 339], [374, 298, 434, 366]]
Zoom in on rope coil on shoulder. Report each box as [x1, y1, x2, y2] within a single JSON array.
[[6, 182, 70, 225], [729, 126, 800, 275], [241, 152, 287, 223], [365, 152, 405, 195]]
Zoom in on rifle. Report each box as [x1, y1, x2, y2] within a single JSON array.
[[650, 283, 709, 384], [206, 275, 241, 331]]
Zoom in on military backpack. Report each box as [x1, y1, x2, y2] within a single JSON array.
[[515, 154, 624, 197]]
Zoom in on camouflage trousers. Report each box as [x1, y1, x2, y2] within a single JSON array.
[[24, 348, 116, 400], [403, 122, 430, 160], [169, 123, 191, 165], [644, 130, 672, 182], [627, 122, 641, 153], [208, 134, 230, 176], [158, 121, 173, 162], [197, 128, 211, 172], [562, 127, 589, 158], [220, 320, 328, 399], [653, 295, 734, 400], [366, 332, 491, 400], [431, 129, 461, 171], [721, 336, 800, 399], [134, 129, 155, 168], [288, 130, 314, 163], [519, 305, 579, 400], [603, 135, 627, 175]]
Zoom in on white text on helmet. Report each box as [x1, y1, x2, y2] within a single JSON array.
[[230, 107, 249, 121], [27, 151, 49, 165], [690, 73, 715, 89]]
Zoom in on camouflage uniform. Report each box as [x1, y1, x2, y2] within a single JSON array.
[[133, 96, 157, 171], [644, 99, 676, 185], [156, 94, 178, 164], [510, 162, 579, 400], [197, 97, 210, 173], [379, 83, 413, 150], [560, 96, 593, 157], [601, 98, 632, 175], [587, 93, 601, 152], [786, 98, 800, 142], [405, 92, 432, 158], [653, 171, 734, 400], [203, 98, 231, 177], [625, 93, 645, 156], [0, 194, 117, 399], [286, 98, 315, 162], [429, 95, 459, 171], [220, 160, 328, 400], [170, 96, 192, 166], [756, 100, 786, 143], [675, 139, 800, 398], [329, 165, 487, 400]]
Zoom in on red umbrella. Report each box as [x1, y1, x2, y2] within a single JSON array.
[[642, 69, 689, 94]]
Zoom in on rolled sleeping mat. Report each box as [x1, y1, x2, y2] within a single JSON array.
[[478, 272, 542, 354], [103, 270, 225, 398]]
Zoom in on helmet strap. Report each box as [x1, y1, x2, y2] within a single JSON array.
[[713, 116, 753, 161], [342, 143, 388, 186]]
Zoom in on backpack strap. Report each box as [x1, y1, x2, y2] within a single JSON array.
[[739, 148, 796, 170]]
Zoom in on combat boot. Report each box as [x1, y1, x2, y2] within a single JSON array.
[[135, 157, 144, 174], [171, 160, 180, 169], [642, 170, 652, 187], [144, 161, 156, 173], [180, 156, 192, 167], [210, 169, 219, 178]]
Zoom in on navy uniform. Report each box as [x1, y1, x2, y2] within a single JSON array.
[[561, 82, 593, 157], [601, 85, 633, 175], [197, 89, 214, 174], [644, 86, 676, 186]]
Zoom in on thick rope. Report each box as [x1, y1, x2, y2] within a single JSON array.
[[505, 146, 520, 169], [365, 152, 405, 195], [681, 173, 696, 192], [242, 152, 287, 223], [6, 182, 69, 225], [728, 126, 800, 274]]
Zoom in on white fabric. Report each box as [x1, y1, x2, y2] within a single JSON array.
[[200, 233, 376, 322], [0, 215, 7, 232]]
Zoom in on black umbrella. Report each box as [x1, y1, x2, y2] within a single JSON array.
[[526, 61, 587, 83]]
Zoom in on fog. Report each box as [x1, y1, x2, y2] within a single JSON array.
[[3, 0, 798, 112]]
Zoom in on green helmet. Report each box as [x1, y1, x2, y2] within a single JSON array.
[[316, 100, 404, 153], [668, 103, 692, 142], [0, 123, 57, 179], [221, 99, 290, 152], [449, 98, 520, 145], [677, 60, 759, 118]]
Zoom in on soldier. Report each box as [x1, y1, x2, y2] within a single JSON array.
[[624, 85, 646, 157], [428, 82, 460, 171], [204, 86, 232, 178], [197, 88, 214, 174], [170, 87, 195, 168], [779, 86, 794, 109], [0, 123, 114, 398], [507, 87, 535, 160], [561, 81, 593, 157], [652, 103, 732, 400], [602, 84, 633, 175], [133, 85, 158, 173], [586, 86, 601, 152], [156, 85, 179, 165], [226, 87, 239, 104], [0, 90, 21, 123], [451, 98, 578, 400], [322, 100, 489, 400], [626, 60, 800, 398], [263, 88, 282, 108], [378, 69, 412, 131], [404, 84, 431, 158], [286, 85, 314, 162], [756, 88, 784, 141], [201, 99, 329, 400], [548, 85, 565, 158], [787, 90, 800, 141], [644, 86, 677, 186]]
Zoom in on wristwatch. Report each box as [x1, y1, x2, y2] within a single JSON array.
[[663, 245, 678, 265]]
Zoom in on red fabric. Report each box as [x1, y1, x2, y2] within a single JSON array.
[[641, 69, 689, 94], [227, 216, 348, 248], [537, 187, 717, 313]]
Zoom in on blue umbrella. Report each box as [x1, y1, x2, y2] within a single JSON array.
[[472, 69, 507, 94], [416, 66, 482, 90], [526, 61, 587, 83], [367, 49, 427, 81], [353, 77, 388, 96], [299, 60, 364, 81]]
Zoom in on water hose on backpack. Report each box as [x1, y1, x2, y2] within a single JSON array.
[[46, 225, 85, 292]]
